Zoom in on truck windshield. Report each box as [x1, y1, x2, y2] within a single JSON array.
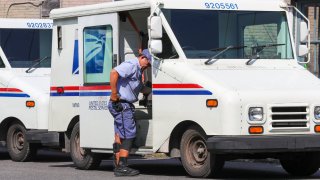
[[162, 9, 294, 60], [0, 29, 52, 68]]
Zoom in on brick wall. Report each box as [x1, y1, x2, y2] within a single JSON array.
[[0, 0, 43, 18], [307, 7, 319, 76]]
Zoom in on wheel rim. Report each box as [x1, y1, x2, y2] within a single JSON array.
[[12, 130, 24, 153], [73, 131, 86, 160], [186, 134, 208, 167]]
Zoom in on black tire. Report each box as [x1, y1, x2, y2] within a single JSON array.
[[70, 122, 101, 170], [280, 152, 320, 176], [180, 126, 224, 178], [6, 123, 37, 162]]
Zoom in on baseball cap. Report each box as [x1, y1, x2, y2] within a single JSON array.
[[141, 49, 152, 63]]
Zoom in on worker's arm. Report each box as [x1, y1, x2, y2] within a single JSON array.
[[110, 69, 120, 102]]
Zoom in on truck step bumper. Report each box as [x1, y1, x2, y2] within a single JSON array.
[[26, 130, 60, 147], [206, 135, 320, 154]]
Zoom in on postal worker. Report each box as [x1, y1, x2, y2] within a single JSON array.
[[108, 49, 152, 176]]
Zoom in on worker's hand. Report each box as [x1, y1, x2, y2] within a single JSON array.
[[110, 93, 120, 102], [141, 81, 152, 95], [112, 101, 123, 112]]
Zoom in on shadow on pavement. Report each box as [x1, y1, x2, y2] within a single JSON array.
[[98, 159, 320, 179], [0, 152, 10, 160], [3, 147, 318, 180], [0, 147, 10, 160], [217, 161, 320, 179], [35, 149, 72, 162], [98, 158, 187, 177], [0, 147, 72, 162]]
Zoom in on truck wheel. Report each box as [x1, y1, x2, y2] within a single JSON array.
[[280, 152, 320, 176], [6, 123, 37, 162], [70, 123, 101, 170], [180, 126, 224, 178]]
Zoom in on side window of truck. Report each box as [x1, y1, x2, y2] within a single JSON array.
[[83, 25, 113, 84]]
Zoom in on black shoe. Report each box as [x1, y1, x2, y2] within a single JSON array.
[[114, 166, 140, 177]]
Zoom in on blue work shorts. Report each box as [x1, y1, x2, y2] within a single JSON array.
[[108, 101, 136, 139]]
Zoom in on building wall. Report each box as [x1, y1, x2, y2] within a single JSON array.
[[308, 7, 319, 76], [0, 0, 43, 18], [292, 0, 320, 77]]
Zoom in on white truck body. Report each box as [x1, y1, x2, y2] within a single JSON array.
[[0, 18, 54, 161], [49, 0, 320, 177]]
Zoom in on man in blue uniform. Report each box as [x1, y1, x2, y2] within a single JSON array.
[[108, 49, 152, 176]]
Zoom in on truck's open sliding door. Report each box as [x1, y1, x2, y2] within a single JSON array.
[[78, 13, 119, 149]]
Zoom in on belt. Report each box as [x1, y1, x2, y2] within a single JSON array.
[[119, 99, 133, 104]]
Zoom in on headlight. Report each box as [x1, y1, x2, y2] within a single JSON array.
[[314, 106, 320, 120], [249, 107, 263, 121]]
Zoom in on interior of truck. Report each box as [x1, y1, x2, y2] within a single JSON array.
[[118, 9, 153, 149]]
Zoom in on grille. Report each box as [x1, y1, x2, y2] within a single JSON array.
[[270, 106, 309, 131]]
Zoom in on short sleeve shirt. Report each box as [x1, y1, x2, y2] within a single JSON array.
[[114, 58, 142, 103]]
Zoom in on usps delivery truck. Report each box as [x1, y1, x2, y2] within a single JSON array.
[[0, 18, 53, 162], [49, 0, 320, 177]]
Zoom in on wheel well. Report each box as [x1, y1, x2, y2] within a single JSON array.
[[169, 121, 205, 157], [62, 115, 79, 153], [66, 115, 79, 139], [0, 117, 23, 142]]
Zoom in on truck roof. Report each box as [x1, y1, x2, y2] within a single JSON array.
[[50, 0, 288, 20], [50, 0, 150, 20], [0, 18, 52, 29]]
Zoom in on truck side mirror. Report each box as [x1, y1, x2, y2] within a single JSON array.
[[300, 21, 308, 43], [298, 45, 309, 57], [148, 16, 163, 54], [150, 40, 162, 54], [149, 16, 162, 39], [298, 21, 309, 57]]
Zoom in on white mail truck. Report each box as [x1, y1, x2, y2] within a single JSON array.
[[49, 0, 320, 177], [0, 18, 53, 162]]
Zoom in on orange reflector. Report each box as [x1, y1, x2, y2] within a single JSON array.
[[26, 101, 35, 108], [206, 99, 218, 108], [249, 126, 263, 134], [315, 125, 320, 133]]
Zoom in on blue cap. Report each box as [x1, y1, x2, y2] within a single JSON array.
[[141, 49, 152, 63]]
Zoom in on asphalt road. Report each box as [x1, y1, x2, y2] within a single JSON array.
[[0, 148, 320, 180]]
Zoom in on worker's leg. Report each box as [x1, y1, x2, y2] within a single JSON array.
[[113, 133, 121, 167], [109, 102, 139, 176]]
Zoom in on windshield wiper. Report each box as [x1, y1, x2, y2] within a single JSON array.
[[25, 56, 50, 73], [246, 43, 285, 65], [205, 45, 247, 65]]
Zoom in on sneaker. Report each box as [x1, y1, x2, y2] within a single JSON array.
[[114, 166, 140, 177]]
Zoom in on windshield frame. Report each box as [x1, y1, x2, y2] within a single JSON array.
[[0, 45, 11, 68], [159, 8, 296, 61]]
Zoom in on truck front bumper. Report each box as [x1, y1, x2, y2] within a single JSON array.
[[206, 135, 320, 154]]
